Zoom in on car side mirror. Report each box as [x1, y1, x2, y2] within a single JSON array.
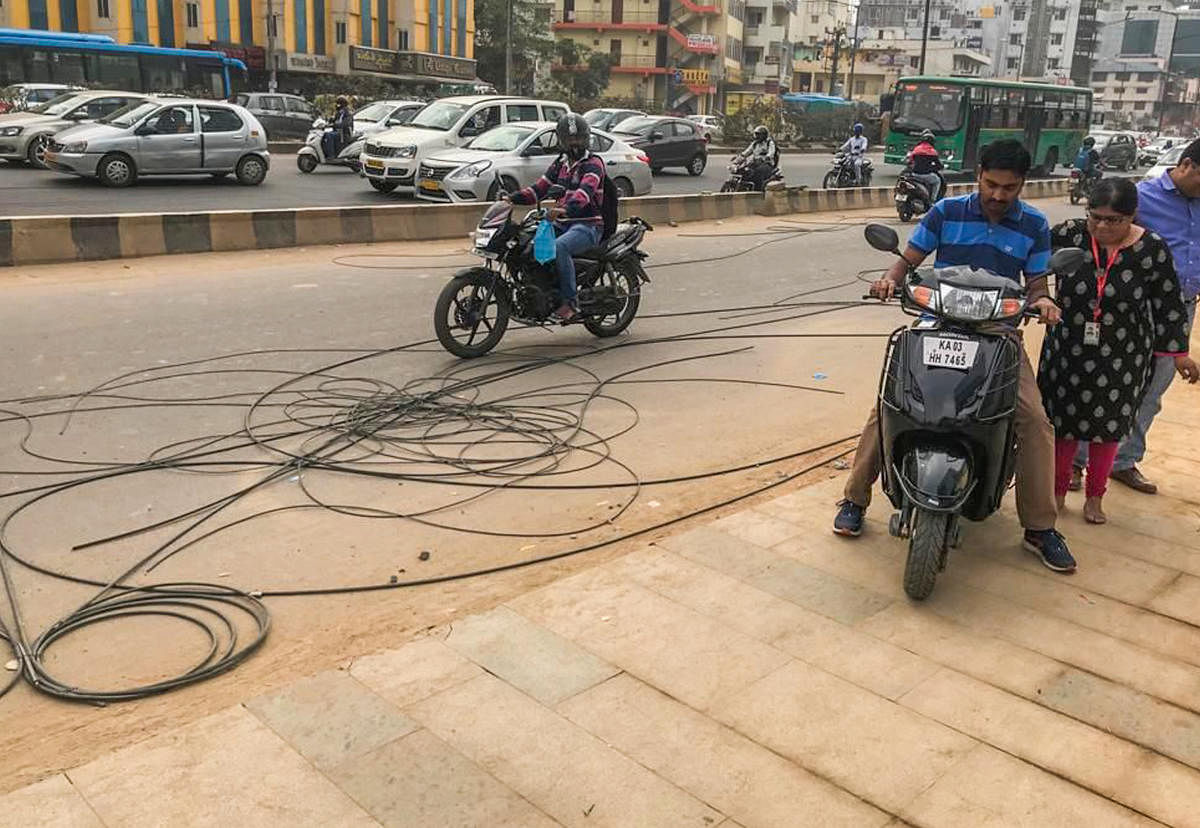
[[650, 130, 664, 141], [1049, 247, 1087, 276], [63, 111, 86, 121], [864, 223, 901, 254], [134, 123, 156, 136]]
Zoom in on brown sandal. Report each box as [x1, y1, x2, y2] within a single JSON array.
[[1083, 496, 1107, 525]]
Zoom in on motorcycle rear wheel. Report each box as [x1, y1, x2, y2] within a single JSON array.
[[434, 272, 510, 358], [904, 509, 948, 601], [583, 261, 641, 338]]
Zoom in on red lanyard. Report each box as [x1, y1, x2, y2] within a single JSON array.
[[1089, 236, 1119, 323]]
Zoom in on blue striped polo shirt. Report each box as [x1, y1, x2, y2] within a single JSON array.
[[908, 192, 1051, 284]]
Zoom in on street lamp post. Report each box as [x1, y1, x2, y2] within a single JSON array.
[[919, 0, 933, 74], [846, 0, 862, 101], [505, 0, 514, 95], [267, 0, 277, 93]]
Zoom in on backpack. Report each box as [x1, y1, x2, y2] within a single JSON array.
[[601, 172, 619, 241], [1074, 147, 1092, 171]]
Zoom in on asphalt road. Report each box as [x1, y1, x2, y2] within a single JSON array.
[[0, 151, 896, 217]]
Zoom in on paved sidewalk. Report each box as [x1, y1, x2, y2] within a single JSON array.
[[5, 382, 1200, 826]]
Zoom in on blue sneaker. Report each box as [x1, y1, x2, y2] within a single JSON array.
[[1023, 529, 1076, 573], [833, 500, 865, 537]]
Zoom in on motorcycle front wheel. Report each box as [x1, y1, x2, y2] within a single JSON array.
[[434, 272, 510, 358], [822, 170, 839, 189], [903, 509, 948, 600], [583, 261, 641, 338]]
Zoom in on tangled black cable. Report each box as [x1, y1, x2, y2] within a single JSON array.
[[0, 216, 893, 704]]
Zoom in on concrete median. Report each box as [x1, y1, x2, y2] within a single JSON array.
[[0, 179, 1070, 268]]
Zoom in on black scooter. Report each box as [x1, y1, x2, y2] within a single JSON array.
[[863, 224, 1084, 599], [893, 169, 946, 222]]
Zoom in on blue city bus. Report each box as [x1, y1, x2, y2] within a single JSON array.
[[0, 29, 247, 99]]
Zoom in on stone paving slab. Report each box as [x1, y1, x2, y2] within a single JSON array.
[[5, 361, 1200, 826]]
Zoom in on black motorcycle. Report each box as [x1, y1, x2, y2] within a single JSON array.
[[1068, 168, 1099, 205], [434, 188, 652, 358], [720, 156, 783, 192], [822, 152, 872, 189], [893, 169, 945, 222], [862, 224, 1084, 599]]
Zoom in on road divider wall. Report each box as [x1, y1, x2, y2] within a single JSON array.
[[0, 179, 1069, 268]]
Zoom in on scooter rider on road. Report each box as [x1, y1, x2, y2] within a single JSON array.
[[738, 125, 779, 190], [905, 129, 945, 202], [508, 113, 607, 321], [833, 138, 1079, 574], [840, 122, 869, 185], [322, 96, 353, 159]]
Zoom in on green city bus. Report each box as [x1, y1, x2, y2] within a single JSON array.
[[883, 76, 1094, 174]]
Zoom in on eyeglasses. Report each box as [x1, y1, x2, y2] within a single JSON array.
[[1087, 212, 1132, 225]]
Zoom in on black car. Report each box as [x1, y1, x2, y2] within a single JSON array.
[[1090, 131, 1139, 171], [234, 92, 317, 140], [614, 116, 707, 175]]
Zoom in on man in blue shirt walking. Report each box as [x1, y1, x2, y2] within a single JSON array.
[[834, 139, 1077, 573], [1073, 139, 1200, 494]]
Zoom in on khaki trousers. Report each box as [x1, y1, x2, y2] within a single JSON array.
[[843, 342, 1057, 532]]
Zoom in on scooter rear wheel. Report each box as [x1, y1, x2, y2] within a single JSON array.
[[904, 509, 948, 601], [897, 204, 914, 222]]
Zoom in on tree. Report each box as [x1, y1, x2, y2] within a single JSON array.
[[543, 40, 614, 106], [474, 0, 555, 94]]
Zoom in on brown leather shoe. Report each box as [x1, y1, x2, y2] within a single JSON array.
[[1110, 466, 1157, 495]]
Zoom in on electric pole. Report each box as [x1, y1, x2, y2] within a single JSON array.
[[505, 0, 514, 94], [919, 0, 933, 74], [267, 0, 277, 92], [846, 1, 862, 101], [826, 26, 845, 97]]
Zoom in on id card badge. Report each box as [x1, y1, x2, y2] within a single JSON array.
[[1083, 321, 1101, 346]]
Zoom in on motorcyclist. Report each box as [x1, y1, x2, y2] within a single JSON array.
[[1073, 136, 1102, 186], [840, 122, 869, 185], [509, 113, 607, 321], [738, 125, 779, 191], [324, 96, 353, 159], [905, 129, 945, 203]]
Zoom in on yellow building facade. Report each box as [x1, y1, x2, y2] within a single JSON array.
[[1, 0, 474, 78]]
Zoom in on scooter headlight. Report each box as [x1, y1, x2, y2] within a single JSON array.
[[938, 285, 1000, 321]]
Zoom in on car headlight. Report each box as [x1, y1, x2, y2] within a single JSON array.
[[396, 145, 417, 158], [455, 160, 492, 178], [60, 141, 87, 153], [939, 285, 1000, 321], [0, 126, 22, 136]]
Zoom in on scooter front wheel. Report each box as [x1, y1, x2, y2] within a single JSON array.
[[296, 153, 319, 173], [904, 509, 948, 600]]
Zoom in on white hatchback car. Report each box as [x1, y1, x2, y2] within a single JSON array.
[[1142, 144, 1184, 182], [358, 95, 570, 194], [415, 122, 653, 203]]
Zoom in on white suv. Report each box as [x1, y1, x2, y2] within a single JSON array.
[[359, 95, 570, 194]]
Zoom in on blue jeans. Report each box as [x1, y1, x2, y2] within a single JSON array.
[[1075, 298, 1196, 470], [554, 222, 602, 304]]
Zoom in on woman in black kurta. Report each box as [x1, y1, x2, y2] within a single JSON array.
[[1038, 178, 1195, 524]]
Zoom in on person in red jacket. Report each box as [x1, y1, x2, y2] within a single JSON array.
[[905, 129, 945, 203], [509, 113, 606, 320]]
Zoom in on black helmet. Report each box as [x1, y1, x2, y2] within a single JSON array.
[[336, 95, 348, 108], [919, 129, 935, 142], [556, 113, 591, 160], [1083, 136, 1095, 147], [753, 125, 769, 141]]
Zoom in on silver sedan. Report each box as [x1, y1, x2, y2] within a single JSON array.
[[415, 122, 653, 203], [44, 100, 271, 187]]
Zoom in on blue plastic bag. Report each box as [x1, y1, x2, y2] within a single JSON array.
[[533, 218, 557, 265]]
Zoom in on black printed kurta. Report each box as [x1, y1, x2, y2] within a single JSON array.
[[1038, 218, 1190, 442]]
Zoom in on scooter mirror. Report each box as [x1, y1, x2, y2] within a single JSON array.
[[1049, 247, 1087, 276], [312, 117, 327, 129], [864, 223, 901, 254]]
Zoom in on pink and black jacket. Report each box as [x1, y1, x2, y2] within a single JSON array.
[[511, 153, 606, 225]]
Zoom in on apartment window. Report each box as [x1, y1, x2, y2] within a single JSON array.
[[1094, 72, 1108, 81], [1010, 33, 1022, 45], [186, 2, 199, 27], [1048, 57, 1059, 68], [336, 21, 347, 43], [1051, 33, 1062, 44], [940, 8, 949, 18], [398, 28, 409, 50], [855, 79, 866, 94], [1014, 7, 1026, 20], [1054, 8, 1066, 19], [1007, 57, 1020, 69], [1116, 71, 1130, 80], [909, 56, 919, 68], [810, 14, 818, 23], [1134, 101, 1146, 110], [96, 0, 110, 17], [1138, 72, 1156, 81], [1136, 86, 1148, 94]]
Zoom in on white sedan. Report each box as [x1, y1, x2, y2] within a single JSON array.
[[414, 122, 653, 203], [1142, 144, 1183, 182]]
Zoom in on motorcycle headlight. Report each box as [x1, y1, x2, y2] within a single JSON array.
[[472, 227, 497, 248], [60, 141, 87, 153], [455, 160, 492, 178], [396, 145, 417, 158], [939, 285, 1000, 321], [0, 126, 23, 136]]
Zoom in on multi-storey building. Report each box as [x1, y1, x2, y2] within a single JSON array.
[[0, 0, 476, 86], [550, 0, 733, 114]]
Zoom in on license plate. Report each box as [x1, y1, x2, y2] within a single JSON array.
[[419, 179, 442, 192], [364, 159, 384, 171], [922, 336, 979, 370]]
